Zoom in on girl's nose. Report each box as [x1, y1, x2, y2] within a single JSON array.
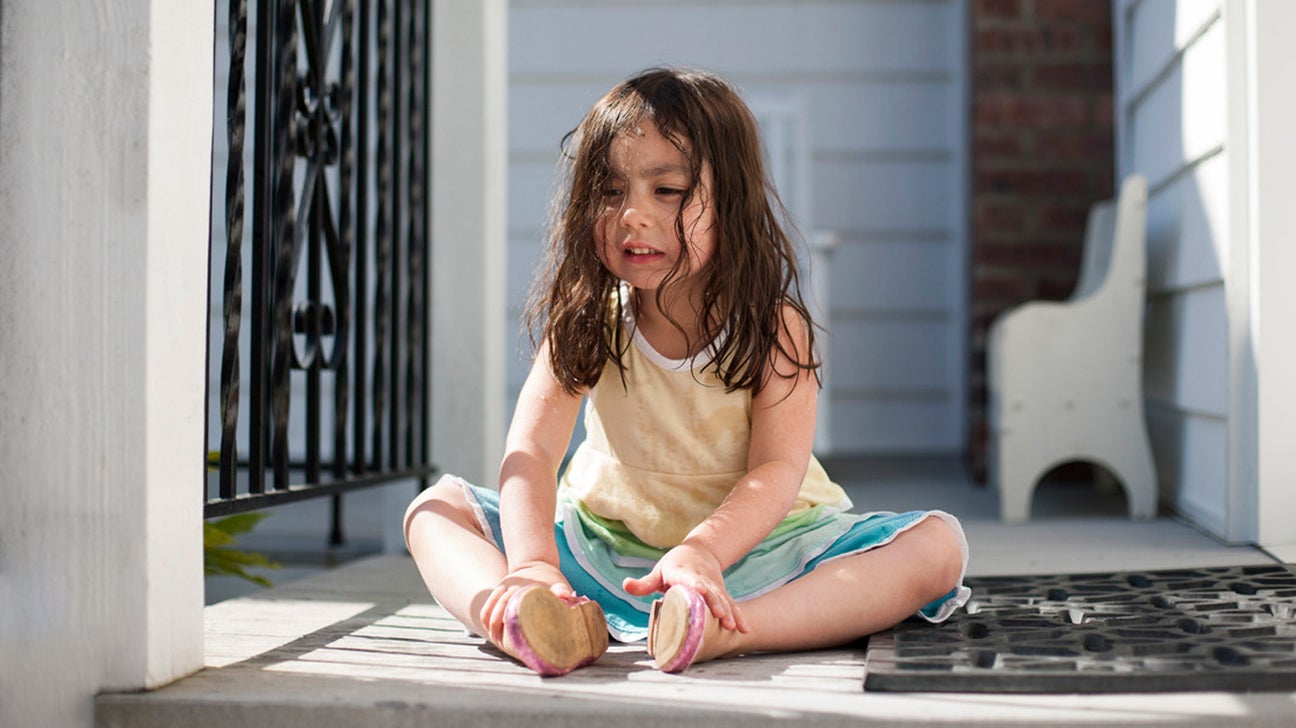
[[619, 197, 652, 229]]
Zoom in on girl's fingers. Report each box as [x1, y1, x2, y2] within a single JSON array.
[[622, 569, 663, 596], [693, 581, 737, 630], [480, 590, 500, 636], [731, 601, 750, 633], [702, 583, 749, 632], [483, 596, 503, 644], [481, 585, 514, 645]]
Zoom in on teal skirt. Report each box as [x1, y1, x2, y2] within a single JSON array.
[[456, 477, 971, 642]]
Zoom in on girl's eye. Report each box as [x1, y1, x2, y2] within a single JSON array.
[[656, 187, 683, 196], [602, 188, 624, 199]]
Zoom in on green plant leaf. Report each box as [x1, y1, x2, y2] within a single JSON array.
[[204, 522, 235, 548], [211, 512, 268, 537], [204, 511, 280, 588]]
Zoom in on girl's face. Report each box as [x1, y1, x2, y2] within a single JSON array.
[[593, 123, 716, 299]]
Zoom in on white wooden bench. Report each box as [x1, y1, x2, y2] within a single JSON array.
[[987, 175, 1157, 522]]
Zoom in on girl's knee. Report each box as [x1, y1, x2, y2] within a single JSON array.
[[908, 517, 967, 598], [403, 475, 477, 547]]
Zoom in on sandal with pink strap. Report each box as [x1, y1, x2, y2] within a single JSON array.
[[500, 586, 608, 676], [646, 584, 726, 673]]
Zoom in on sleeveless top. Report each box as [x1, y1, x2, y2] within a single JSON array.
[[557, 288, 852, 549]]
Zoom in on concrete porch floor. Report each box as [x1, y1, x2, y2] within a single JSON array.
[[97, 459, 1296, 727]]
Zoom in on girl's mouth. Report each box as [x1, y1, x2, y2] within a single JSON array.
[[623, 245, 665, 262]]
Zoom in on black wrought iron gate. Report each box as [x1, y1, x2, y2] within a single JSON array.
[[206, 0, 436, 526]]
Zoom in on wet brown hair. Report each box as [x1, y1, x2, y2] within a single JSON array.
[[525, 67, 821, 395]]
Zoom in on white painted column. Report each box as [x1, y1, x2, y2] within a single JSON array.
[[1244, 0, 1296, 548], [1224, 0, 1259, 545], [429, 0, 509, 486], [1224, 0, 1296, 548], [0, 1, 210, 726]]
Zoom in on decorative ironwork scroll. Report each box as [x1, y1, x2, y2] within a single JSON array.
[[207, 0, 435, 520]]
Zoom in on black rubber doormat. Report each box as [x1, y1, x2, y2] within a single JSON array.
[[864, 565, 1296, 693]]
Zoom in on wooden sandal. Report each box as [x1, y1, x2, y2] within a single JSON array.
[[646, 584, 722, 673], [500, 587, 608, 676]]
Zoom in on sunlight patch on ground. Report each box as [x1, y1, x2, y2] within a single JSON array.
[[204, 598, 374, 667]]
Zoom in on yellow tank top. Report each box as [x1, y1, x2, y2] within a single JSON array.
[[557, 290, 851, 549]]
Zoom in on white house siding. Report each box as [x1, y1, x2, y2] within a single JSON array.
[[1115, 0, 1231, 536], [508, 0, 969, 455]]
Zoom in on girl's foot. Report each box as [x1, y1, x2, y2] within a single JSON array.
[[501, 586, 609, 676], [646, 585, 727, 673]]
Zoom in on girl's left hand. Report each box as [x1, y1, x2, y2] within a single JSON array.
[[621, 542, 749, 633]]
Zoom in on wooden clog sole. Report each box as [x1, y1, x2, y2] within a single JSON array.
[[648, 585, 708, 673], [502, 588, 608, 676]]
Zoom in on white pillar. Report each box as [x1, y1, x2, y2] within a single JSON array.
[[1245, 0, 1296, 548], [429, 0, 508, 487], [0, 1, 209, 725]]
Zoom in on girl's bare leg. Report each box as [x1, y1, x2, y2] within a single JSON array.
[[403, 477, 507, 638], [710, 516, 967, 658]]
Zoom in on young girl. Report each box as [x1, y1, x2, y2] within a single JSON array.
[[404, 67, 970, 676]]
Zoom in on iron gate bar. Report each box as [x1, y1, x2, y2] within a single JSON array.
[[218, 0, 249, 501], [246, 0, 274, 497], [204, 466, 437, 518], [207, 0, 436, 520], [404, 0, 428, 469], [329, 0, 355, 548], [371, 0, 392, 472], [390, 0, 404, 472], [351, 0, 369, 478], [335, 0, 355, 488], [268, 0, 296, 490]]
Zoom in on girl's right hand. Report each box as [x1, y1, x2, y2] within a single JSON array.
[[479, 561, 576, 646]]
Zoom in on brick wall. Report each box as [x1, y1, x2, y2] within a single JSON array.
[[968, 0, 1115, 478]]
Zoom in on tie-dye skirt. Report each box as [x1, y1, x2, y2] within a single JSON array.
[[449, 475, 972, 642]]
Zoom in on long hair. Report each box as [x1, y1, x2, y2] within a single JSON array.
[[525, 67, 821, 395]]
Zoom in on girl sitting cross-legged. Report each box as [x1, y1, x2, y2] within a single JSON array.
[[404, 66, 971, 676]]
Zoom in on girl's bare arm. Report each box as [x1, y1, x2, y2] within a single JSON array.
[[479, 340, 585, 643]]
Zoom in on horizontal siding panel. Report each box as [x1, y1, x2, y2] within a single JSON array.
[[1176, 16, 1228, 160], [827, 318, 952, 392], [506, 235, 538, 386], [509, 83, 610, 154], [1125, 0, 1222, 96], [813, 157, 954, 232], [742, 80, 956, 152], [1146, 403, 1228, 535], [505, 329, 531, 391], [1127, 20, 1225, 191], [1144, 284, 1227, 417], [828, 239, 955, 314], [1145, 150, 1227, 293], [510, 3, 958, 78], [509, 159, 564, 229], [1171, 0, 1224, 53], [1124, 0, 1178, 94], [1127, 63, 1183, 186], [510, 80, 957, 156], [828, 397, 959, 454], [507, 239, 544, 312]]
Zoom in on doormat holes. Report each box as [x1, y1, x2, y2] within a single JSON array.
[[864, 565, 1296, 693]]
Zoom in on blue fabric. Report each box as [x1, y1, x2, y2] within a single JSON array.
[[461, 482, 969, 642]]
